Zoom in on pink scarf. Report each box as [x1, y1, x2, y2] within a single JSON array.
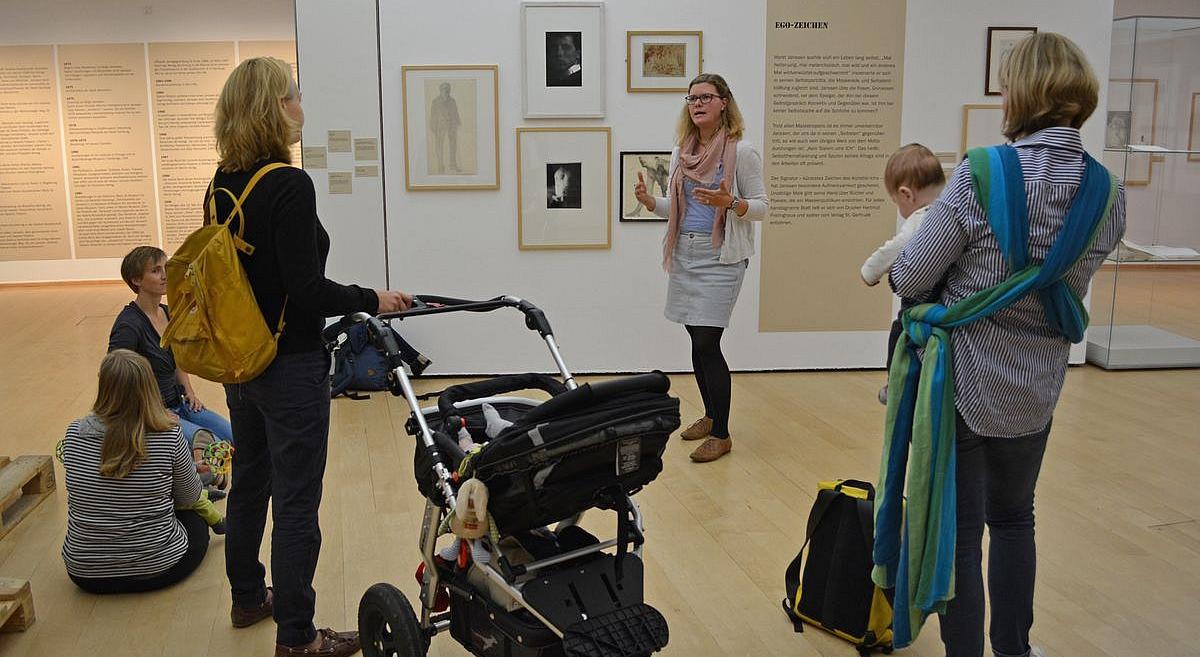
[[662, 128, 739, 269]]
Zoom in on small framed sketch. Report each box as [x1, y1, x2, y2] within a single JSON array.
[[985, 27, 1036, 96], [960, 104, 1005, 157], [1106, 78, 1159, 184], [517, 127, 611, 249], [401, 65, 500, 190], [620, 151, 670, 222], [522, 2, 605, 118], [626, 31, 702, 93]]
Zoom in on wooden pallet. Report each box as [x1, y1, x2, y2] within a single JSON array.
[[0, 456, 55, 541], [0, 578, 34, 632]]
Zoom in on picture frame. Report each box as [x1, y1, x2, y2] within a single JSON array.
[[516, 127, 611, 249], [626, 31, 702, 93], [401, 65, 500, 190], [1105, 78, 1159, 185], [985, 27, 1036, 96], [960, 104, 1005, 157], [521, 2, 605, 118], [1189, 92, 1200, 163], [619, 151, 671, 222]]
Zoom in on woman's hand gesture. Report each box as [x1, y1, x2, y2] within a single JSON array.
[[634, 172, 655, 212]]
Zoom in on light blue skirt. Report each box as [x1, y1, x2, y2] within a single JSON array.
[[664, 232, 747, 328]]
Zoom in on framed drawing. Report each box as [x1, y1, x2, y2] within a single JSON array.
[[619, 151, 671, 221], [960, 104, 1005, 157], [1190, 92, 1200, 163], [522, 2, 605, 118], [1107, 78, 1159, 185], [626, 31, 702, 93], [985, 27, 1036, 96], [401, 65, 500, 190], [517, 127, 611, 249]]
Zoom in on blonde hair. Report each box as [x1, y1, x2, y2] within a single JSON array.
[[119, 245, 166, 294], [675, 73, 745, 145], [884, 144, 946, 196], [999, 32, 1097, 141], [94, 350, 176, 479], [214, 57, 298, 172]]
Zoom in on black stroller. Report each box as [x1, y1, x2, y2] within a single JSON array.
[[323, 295, 680, 657]]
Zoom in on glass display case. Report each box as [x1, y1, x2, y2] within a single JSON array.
[[1088, 16, 1200, 369]]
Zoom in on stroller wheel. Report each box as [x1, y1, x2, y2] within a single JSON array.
[[358, 583, 428, 657]]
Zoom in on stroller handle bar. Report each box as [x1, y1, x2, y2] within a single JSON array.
[[361, 295, 553, 335], [322, 295, 580, 513]]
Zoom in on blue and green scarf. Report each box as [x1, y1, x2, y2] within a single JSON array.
[[872, 145, 1117, 647]]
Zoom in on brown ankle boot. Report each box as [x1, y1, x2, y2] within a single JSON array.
[[680, 416, 713, 441], [689, 436, 732, 463], [274, 628, 360, 657]]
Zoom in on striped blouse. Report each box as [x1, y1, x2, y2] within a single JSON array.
[[61, 415, 203, 578], [890, 127, 1126, 437]]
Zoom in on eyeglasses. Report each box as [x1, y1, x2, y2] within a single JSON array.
[[683, 93, 722, 105]]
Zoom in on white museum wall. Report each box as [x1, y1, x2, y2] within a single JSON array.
[[360, 0, 1115, 374], [0, 0, 299, 283], [293, 0, 388, 289]]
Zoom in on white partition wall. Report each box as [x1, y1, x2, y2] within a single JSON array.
[[294, 0, 388, 290]]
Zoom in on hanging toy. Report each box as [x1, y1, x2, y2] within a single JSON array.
[[449, 478, 490, 540]]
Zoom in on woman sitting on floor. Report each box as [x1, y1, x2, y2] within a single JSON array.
[[61, 349, 217, 594]]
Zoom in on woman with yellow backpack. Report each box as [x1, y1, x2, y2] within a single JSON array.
[[176, 56, 411, 657]]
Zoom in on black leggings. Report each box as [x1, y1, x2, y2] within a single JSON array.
[[686, 325, 731, 438], [69, 510, 209, 594]]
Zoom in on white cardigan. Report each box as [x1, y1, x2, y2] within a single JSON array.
[[651, 139, 769, 264]]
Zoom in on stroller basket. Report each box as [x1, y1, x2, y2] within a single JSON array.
[[414, 372, 680, 534]]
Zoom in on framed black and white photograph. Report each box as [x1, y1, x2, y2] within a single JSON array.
[[545, 32, 582, 87], [401, 65, 500, 190], [985, 27, 1036, 96], [626, 31, 702, 93], [517, 127, 611, 249], [522, 2, 605, 118], [546, 162, 582, 208], [620, 151, 670, 221]]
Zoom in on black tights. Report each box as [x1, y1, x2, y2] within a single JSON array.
[[686, 325, 731, 438]]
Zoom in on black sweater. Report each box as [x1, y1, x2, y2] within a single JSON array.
[[205, 159, 378, 356], [108, 303, 182, 409]]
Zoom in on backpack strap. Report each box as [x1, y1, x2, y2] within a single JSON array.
[[783, 485, 843, 625], [206, 162, 291, 253], [205, 161, 291, 338]]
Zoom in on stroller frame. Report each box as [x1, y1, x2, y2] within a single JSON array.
[[326, 295, 654, 654]]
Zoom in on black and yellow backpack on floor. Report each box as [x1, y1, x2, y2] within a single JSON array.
[[783, 479, 894, 655]]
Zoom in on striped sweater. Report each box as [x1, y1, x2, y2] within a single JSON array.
[[890, 127, 1126, 436], [61, 415, 202, 578]]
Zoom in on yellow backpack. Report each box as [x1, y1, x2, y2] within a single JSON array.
[[161, 162, 289, 384]]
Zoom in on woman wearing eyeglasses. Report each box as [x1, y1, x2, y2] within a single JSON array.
[[633, 73, 769, 463]]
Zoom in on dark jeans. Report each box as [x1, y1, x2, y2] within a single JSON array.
[[70, 510, 209, 594], [886, 296, 922, 370], [938, 414, 1050, 657], [224, 350, 331, 647]]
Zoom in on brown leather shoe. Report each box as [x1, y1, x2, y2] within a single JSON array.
[[689, 437, 731, 463], [231, 587, 273, 628], [680, 416, 713, 441], [275, 629, 361, 657]]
